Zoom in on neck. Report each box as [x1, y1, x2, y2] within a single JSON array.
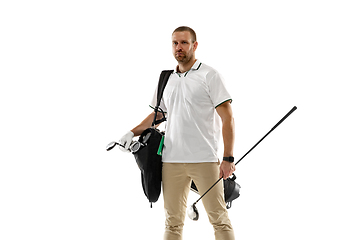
[[177, 58, 197, 73]]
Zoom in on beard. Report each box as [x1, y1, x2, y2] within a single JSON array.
[[175, 51, 193, 63]]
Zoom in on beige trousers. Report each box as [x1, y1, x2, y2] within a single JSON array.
[[162, 162, 235, 240]]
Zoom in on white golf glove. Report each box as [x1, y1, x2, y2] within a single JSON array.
[[119, 131, 134, 152]]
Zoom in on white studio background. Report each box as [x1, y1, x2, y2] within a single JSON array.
[[1, 0, 359, 239]]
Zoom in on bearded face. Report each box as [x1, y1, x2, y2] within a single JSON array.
[[172, 31, 197, 65]]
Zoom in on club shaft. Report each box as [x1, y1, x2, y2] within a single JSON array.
[[195, 178, 222, 204], [235, 106, 297, 166], [194, 106, 297, 205]]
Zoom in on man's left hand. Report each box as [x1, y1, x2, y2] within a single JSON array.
[[219, 161, 236, 179]]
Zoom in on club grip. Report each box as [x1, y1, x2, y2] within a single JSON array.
[[271, 106, 297, 131]]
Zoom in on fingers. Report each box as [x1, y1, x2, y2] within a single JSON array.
[[119, 139, 129, 152], [219, 169, 224, 179], [223, 171, 231, 180], [219, 163, 236, 179], [219, 168, 231, 179], [119, 143, 129, 152], [119, 131, 134, 152], [124, 139, 132, 150], [227, 165, 236, 179]]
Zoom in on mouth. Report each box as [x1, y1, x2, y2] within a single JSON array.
[[175, 52, 187, 62]]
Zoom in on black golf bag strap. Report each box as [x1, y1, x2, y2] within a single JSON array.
[[152, 70, 174, 126], [153, 107, 166, 126]]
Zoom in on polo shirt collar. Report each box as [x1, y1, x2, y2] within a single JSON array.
[[191, 60, 201, 70], [175, 59, 202, 74]]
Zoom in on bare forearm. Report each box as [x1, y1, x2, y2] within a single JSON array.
[[130, 113, 154, 136], [219, 115, 236, 179], [216, 101, 235, 157], [131, 112, 164, 136], [222, 117, 235, 157]]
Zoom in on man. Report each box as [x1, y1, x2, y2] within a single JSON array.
[[119, 26, 236, 240]]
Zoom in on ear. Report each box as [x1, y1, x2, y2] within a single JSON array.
[[193, 41, 198, 51]]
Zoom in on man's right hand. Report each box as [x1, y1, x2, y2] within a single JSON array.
[[119, 131, 134, 152]]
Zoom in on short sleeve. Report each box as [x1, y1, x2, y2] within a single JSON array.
[[207, 71, 232, 108], [149, 86, 167, 112]]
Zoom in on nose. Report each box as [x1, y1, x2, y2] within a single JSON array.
[[175, 43, 182, 51]]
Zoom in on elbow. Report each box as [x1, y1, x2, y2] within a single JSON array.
[[221, 114, 234, 124], [230, 117, 235, 127], [222, 116, 235, 129]]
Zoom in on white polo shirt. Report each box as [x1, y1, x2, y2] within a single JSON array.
[[150, 60, 232, 163]]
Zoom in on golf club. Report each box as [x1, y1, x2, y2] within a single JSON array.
[[106, 141, 121, 151], [106, 141, 135, 152], [187, 106, 297, 221], [106, 140, 145, 153]]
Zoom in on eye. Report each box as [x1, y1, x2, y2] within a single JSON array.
[[182, 41, 188, 44], [173, 42, 178, 45]]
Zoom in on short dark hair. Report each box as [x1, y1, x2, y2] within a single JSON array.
[[173, 26, 197, 43]]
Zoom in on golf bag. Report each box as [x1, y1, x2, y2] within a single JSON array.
[[132, 70, 173, 207]]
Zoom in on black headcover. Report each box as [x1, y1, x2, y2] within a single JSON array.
[[190, 174, 241, 209]]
